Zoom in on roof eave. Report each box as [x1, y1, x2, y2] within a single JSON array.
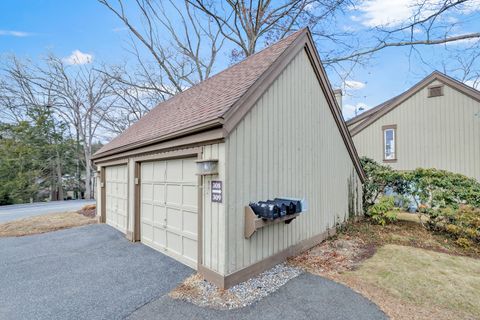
[[92, 118, 224, 161]]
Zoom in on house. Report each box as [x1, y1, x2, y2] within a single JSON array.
[[92, 28, 365, 289], [347, 71, 480, 181]]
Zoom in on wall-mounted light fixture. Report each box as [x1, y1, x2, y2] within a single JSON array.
[[196, 159, 219, 175]]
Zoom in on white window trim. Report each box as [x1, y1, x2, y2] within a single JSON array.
[[383, 126, 397, 161]]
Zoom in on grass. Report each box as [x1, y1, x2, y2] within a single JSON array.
[[347, 244, 480, 320], [0, 211, 97, 237], [290, 218, 480, 320]]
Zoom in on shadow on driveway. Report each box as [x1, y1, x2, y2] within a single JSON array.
[[0, 224, 193, 320]]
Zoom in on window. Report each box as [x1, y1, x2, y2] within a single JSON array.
[[428, 85, 443, 98], [383, 126, 396, 161]]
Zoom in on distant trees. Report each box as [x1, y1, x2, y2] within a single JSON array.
[[0, 106, 77, 204], [0, 55, 112, 201]]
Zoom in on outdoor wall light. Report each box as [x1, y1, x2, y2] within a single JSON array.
[[196, 159, 219, 175]]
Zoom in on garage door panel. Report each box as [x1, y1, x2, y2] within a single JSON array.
[[141, 162, 153, 180], [152, 184, 165, 203], [166, 207, 182, 231], [142, 202, 153, 223], [141, 184, 153, 201], [142, 223, 153, 243], [153, 205, 166, 225], [140, 157, 198, 269], [166, 160, 183, 181], [153, 226, 166, 247], [183, 210, 197, 235], [166, 184, 182, 206], [182, 160, 197, 181], [166, 231, 182, 254], [183, 238, 197, 262], [153, 161, 166, 182], [182, 185, 197, 207]]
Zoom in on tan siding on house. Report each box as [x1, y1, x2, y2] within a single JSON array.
[[353, 80, 480, 181], [224, 49, 363, 275], [201, 143, 227, 274]]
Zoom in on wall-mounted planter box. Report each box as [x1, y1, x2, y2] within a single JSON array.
[[244, 205, 300, 239]]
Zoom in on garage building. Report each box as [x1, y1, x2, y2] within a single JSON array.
[[92, 28, 365, 288]]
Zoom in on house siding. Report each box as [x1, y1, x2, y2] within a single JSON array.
[[224, 49, 363, 275], [200, 143, 227, 274], [353, 80, 480, 181]]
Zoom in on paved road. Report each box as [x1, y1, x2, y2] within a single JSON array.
[[0, 224, 386, 320], [0, 224, 194, 320], [0, 199, 95, 223]]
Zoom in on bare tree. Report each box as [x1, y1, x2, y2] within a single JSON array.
[[189, 0, 353, 61], [98, 0, 223, 97], [35, 56, 117, 199], [97, 63, 159, 134], [327, 0, 480, 64], [0, 57, 67, 200], [1, 55, 118, 199]]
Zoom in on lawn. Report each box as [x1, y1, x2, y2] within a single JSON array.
[[0, 211, 97, 237], [289, 217, 480, 320]]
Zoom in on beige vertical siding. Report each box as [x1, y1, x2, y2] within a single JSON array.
[[201, 143, 227, 274], [353, 80, 480, 181], [224, 49, 363, 274]]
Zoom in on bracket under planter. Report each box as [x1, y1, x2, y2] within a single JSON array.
[[244, 205, 300, 239]]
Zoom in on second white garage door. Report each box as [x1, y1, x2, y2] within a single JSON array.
[[140, 158, 198, 268]]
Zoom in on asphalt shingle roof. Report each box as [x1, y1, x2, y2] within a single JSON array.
[[95, 30, 304, 156]]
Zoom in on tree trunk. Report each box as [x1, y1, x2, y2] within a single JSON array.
[[84, 149, 92, 199], [56, 150, 64, 201]]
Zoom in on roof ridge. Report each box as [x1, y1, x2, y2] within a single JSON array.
[[349, 70, 480, 136], [158, 29, 307, 107]]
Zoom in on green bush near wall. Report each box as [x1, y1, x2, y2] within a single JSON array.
[[360, 157, 480, 245]]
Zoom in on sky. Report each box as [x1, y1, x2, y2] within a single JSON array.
[[1, 0, 479, 120]]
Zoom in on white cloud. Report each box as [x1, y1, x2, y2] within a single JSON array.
[[345, 80, 366, 90], [465, 79, 480, 90], [0, 29, 32, 37], [62, 50, 93, 65], [112, 27, 128, 32], [353, 0, 480, 28], [342, 102, 370, 120]]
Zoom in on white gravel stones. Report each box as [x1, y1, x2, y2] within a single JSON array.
[[170, 263, 303, 310]]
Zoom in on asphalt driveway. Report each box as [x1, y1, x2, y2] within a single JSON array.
[[128, 273, 386, 320], [0, 224, 193, 320], [0, 224, 386, 320]]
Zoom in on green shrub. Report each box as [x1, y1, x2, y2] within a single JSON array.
[[360, 157, 407, 210], [360, 158, 480, 211], [367, 196, 398, 226], [428, 205, 480, 244]]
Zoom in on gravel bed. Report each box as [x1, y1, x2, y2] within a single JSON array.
[[169, 263, 303, 310]]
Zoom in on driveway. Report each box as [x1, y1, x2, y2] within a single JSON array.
[[128, 274, 386, 320], [0, 224, 193, 320], [0, 199, 95, 223], [0, 224, 386, 320]]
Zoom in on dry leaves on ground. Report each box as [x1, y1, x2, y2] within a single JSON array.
[[0, 212, 97, 237], [288, 219, 480, 320]]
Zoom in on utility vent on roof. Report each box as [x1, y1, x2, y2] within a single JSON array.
[[428, 85, 443, 98]]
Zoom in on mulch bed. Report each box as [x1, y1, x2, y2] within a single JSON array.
[[77, 204, 96, 218]]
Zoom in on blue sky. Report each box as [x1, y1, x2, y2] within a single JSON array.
[[1, 0, 479, 120]]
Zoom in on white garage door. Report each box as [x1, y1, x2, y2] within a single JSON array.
[[140, 158, 198, 269], [105, 165, 128, 234]]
